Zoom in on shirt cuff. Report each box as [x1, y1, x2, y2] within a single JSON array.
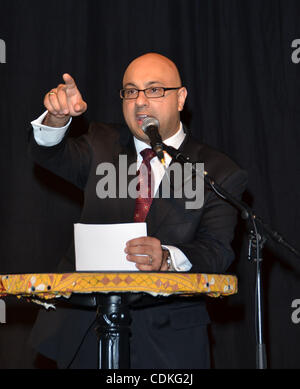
[[161, 245, 192, 272], [31, 110, 72, 146]]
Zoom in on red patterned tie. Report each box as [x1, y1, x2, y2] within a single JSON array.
[[134, 148, 157, 222]]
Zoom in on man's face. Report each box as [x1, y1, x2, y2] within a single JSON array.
[[122, 54, 187, 143]]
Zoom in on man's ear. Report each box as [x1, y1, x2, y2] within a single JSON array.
[[177, 87, 188, 112]]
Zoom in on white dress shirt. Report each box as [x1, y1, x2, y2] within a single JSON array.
[[31, 112, 192, 271]]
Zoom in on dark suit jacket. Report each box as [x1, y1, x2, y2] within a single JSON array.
[[28, 122, 247, 369]]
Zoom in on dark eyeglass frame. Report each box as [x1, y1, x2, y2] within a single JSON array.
[[119, 86, 182, 100]]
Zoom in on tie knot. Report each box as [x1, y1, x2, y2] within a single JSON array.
[[140, 148, 156, 163]]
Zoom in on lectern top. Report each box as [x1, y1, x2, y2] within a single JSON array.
[[0, 272, 237, 302]]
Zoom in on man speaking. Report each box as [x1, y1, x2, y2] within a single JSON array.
[[29, 53, 247, 368]]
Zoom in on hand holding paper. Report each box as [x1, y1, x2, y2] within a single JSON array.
[[125, 236, 167, 271], [74, 223, 147, 271]]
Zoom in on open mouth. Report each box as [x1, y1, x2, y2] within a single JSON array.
[[136, 114, 149, 126]]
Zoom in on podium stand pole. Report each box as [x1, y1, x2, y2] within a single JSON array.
[[94, 294, 131, 369]]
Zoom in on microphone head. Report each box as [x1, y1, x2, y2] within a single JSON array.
[[141, 116, 159, 132]]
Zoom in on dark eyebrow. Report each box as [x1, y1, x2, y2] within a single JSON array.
[[145, 81, 164, 87], [123, 82, 137, 88], [123, 81, 164, 89]]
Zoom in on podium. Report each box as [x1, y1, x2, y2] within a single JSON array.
[[0, 272, 237, 369]]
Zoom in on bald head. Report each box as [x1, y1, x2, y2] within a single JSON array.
[[121, 52, 187, 142], [123, 53, 182, 88]]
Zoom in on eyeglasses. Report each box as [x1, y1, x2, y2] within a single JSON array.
[[120, 86, 182, 100]]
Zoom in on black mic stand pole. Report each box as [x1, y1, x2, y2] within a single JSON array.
[[162, 143, 300, 369]]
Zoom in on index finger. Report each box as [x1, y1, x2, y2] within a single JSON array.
[[62, 73, 76, 89]]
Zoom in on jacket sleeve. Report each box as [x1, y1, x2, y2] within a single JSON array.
[[28, 125, 95, 191]]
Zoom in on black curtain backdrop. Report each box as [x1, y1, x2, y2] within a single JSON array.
[[0, 0, 300, 369]]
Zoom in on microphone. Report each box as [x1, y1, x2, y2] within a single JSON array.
[[142, 117, 165, 164]]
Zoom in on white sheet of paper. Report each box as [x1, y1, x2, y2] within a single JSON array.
[[74, 223, 147, 271]]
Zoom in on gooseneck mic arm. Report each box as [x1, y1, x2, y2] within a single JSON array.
[[145, 125, 164, 162], [141, 117, 165, 163]]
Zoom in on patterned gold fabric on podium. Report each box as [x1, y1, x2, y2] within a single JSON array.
[[0, 272, 237, 300]]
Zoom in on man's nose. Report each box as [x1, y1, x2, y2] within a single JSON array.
[[135, 90, 149, 106]]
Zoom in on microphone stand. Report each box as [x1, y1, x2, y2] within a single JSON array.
[[162, 143, 300, 369]]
